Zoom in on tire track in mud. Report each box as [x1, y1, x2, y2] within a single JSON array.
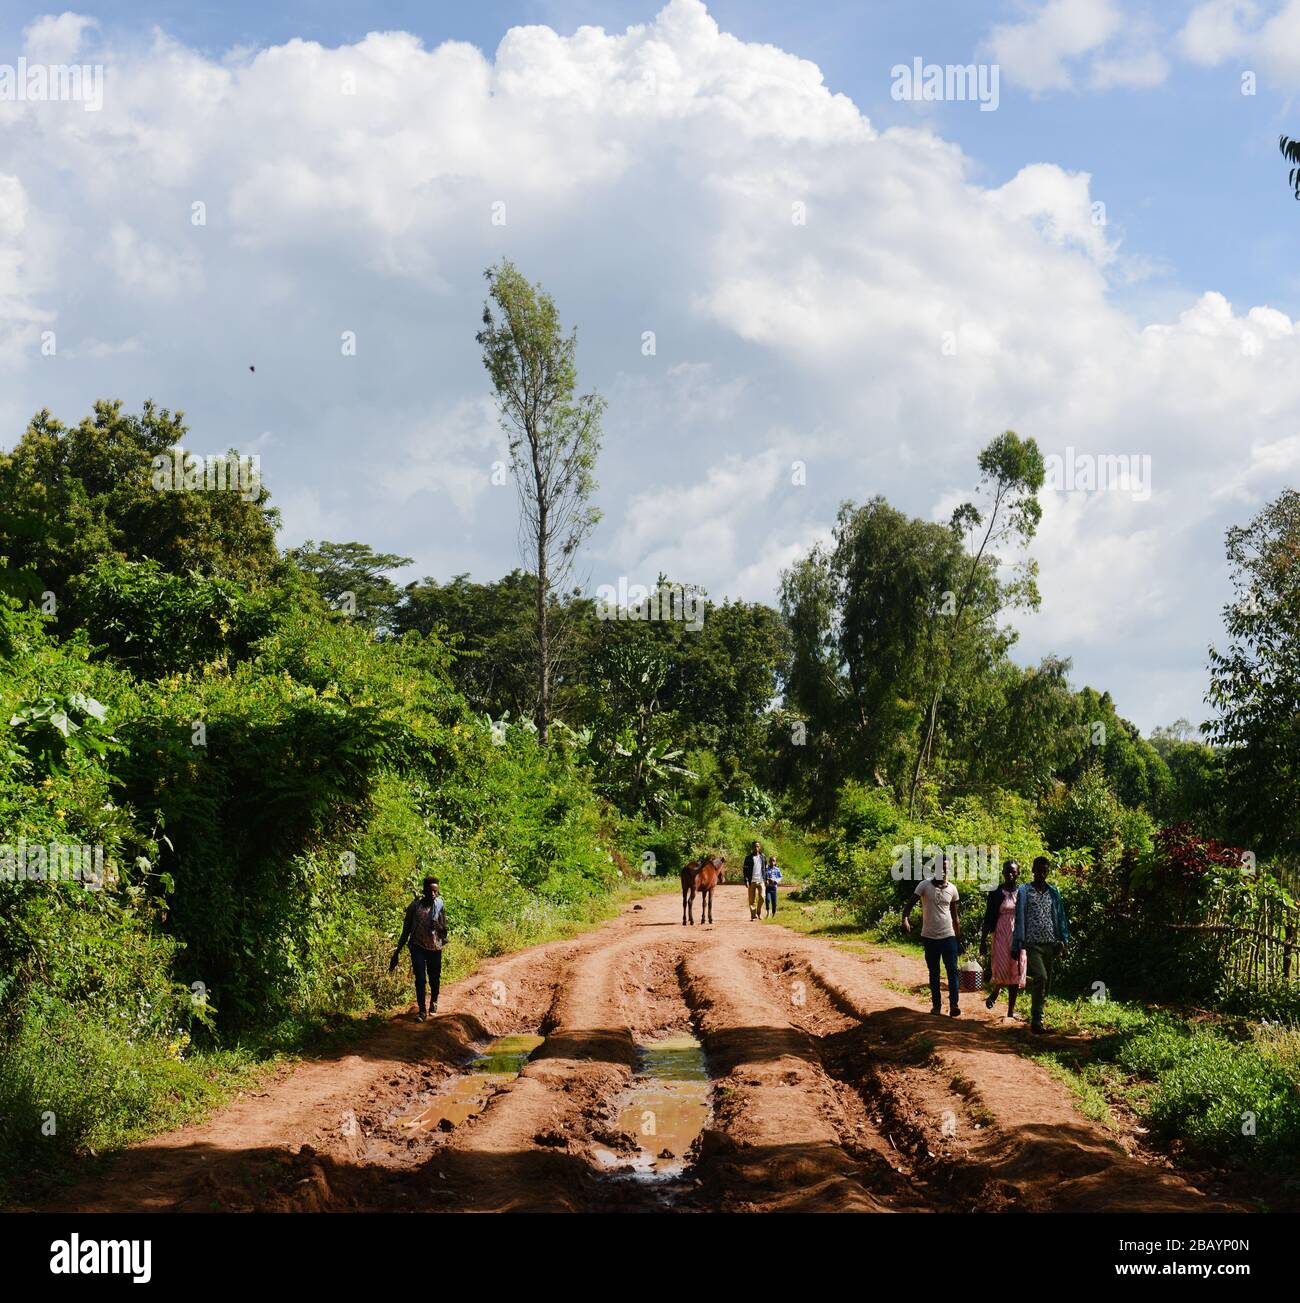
[[745, 940, 1242, 1213], [50, 928, 596, 1212], [41, 887, 1240, 1214], [424, 930, 649, 1212], [348, 926, 710, 1212], [677, 937, 926, 1212]]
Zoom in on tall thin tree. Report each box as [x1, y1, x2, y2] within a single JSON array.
[[906, 431, 1044, 815], [477, 261, 604, 742]]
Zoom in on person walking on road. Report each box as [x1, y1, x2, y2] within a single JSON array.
[[743, 840, 766, 921], [390, 875, 448, 1021], [1011, 856, 1069, 1035], [763, 855, 782, 917], [901, 854, 962, 1018], [980, 858, 1027, 1020]]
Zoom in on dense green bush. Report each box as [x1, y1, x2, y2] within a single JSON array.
[[1054, 825, 1300, 1022], [71, 556, 275, 678], [1040, 763, 1124, 854], [804, 780, 1045, 929], [0, 583, 628, 1193]]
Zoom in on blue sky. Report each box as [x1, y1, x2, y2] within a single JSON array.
[[2, 0, 1299, 734]]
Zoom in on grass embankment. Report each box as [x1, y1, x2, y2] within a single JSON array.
[[771, 891, 1300, 1206], [3, 874, 675, 1207]]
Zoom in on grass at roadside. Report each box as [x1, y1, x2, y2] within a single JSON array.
[[3, 873, 675, 1208], [770, 891, 929, 960], [1023, 996, 1300, 1205]]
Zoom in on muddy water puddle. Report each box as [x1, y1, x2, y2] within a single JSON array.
[[594, 1031, 710, 1179], [396, 1033, 543, 1133]]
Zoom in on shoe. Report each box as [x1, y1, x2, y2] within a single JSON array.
[[949, 1006, 961, 1018], [930, 1005, 943, 1016], [984, 995, 996, 1010], [416, 1012, 426, 1023], [429, 1003, 438, 1014], [1030, 1023, 1046, 1035]]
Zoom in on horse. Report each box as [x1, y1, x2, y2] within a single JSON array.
[[681, 854, 726, 926]]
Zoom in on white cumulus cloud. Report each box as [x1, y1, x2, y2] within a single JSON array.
[[0, 0, 1295, 731]]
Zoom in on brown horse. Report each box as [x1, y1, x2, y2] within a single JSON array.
[[681, 855, 726, 926]]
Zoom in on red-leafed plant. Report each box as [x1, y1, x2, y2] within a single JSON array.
[[1129, 823, 1252, 919]]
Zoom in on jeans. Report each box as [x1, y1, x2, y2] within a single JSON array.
[[747, 879, 763, 918], [1024, 941, 1059, 1028], [410, 943, 443, 1013], [922, 936, 960, 1010], [765, 883, 778, 914]]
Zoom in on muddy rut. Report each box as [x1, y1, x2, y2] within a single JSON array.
[[45, 888, 1240, 1214]]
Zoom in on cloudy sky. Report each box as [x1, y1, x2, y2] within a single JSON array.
[[2, 0, 1299, 733]]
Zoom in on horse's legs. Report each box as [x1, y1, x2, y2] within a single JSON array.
[[682, 886, 688, 926]]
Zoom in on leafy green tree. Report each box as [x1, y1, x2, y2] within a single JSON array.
[[956, 656, 1080, 799], [395, 570, 577, 721], [285, 541, 412, 632], [1058, 687, 1172, 812], [1206, 488, 1300, 864], [584, 586, 787, 766], [477, 262, 604, 743], [836, 498, 979, 784], [1149, 722, 1227, 832], [0, 401, 279, 618], [587, 637, 691, 823], [1040, 763, 1124, 855], [908, 431, 1045, 812], [71, 556, 272, 678], [778, 496, 1000, 816], [776, 543, 844, 809]]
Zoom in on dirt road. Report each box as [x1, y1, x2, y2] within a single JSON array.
[[47, 886, 1239, 1213]]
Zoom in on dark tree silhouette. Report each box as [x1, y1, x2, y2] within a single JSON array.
[[1280, 135, 1300, 199]]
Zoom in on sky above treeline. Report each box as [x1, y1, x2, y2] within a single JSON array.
[[3, 0, 1299, 734]]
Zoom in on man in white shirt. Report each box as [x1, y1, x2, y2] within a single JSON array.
[[900, 854, 963, 1017]]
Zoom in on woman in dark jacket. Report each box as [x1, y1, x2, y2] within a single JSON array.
[[979, 859, 1026, 1018]]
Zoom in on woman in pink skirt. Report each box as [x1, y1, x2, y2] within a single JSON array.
[[980, 859, 1027, 1018]]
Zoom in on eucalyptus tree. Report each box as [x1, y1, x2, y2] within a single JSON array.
[[906, 431, 1045, 814], [478, 261, 604, 743]]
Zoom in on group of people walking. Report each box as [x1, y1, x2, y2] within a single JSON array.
[[741, 840, 782, 919], [901, 854, 1069, 1034], [390, 851, 1069, 1035]]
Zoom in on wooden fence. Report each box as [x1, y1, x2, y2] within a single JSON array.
[[1118, 894, 1299, 991]]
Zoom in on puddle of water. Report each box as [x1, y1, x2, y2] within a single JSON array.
[[595, 1032, 710, 1179], [396, 1033, 543, 1133]]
